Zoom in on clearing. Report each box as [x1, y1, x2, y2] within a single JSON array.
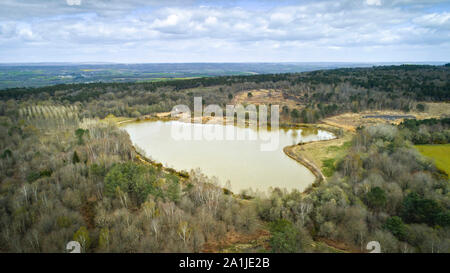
[[287, 128, 353, 179], [415, 144, 450, 176], [232, 89, 301, 109], [322, 102, 450, 132]]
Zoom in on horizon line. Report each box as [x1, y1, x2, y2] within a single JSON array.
[[0, 61, 448, 65]]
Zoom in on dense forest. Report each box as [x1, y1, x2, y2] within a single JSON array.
[[399, 118, 450, 144], [0, 64, 448, 123], [272, 122, 450, 253], [0, 105, 259, 252], [0, 65, 449, 252]]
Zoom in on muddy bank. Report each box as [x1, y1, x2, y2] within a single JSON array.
[[283, 145, 326, 185]]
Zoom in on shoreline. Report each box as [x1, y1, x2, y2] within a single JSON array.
[[283, 144, 326, 186], [116, 114, 340, 192]]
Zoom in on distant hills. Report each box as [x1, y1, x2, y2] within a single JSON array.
[[0, 62, 447, 89]]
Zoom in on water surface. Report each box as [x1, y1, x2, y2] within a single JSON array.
[[123, 121, 334, 192]]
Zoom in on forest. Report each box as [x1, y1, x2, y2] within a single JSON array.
[[1, 64, 448, 125], [0, 64, 449, 252]]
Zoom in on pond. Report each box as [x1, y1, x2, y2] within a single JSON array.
[[122, 120, 335, 193]]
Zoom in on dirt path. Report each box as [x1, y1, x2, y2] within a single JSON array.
[[282, 123, 353, 184]]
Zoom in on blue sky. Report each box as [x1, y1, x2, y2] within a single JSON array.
[[0, 0, 449, 63]]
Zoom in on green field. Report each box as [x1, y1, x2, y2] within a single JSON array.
[[415, 144, 450, 176]]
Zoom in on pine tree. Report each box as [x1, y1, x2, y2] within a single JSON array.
[[72, 151, 80, 164]]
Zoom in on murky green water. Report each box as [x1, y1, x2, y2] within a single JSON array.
[[123, 121, 335, 193]]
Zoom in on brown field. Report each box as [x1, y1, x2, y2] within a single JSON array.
[[232, 89, 301, 109], [321, 111, 407, 132], [322, 103, 450, 132], [419, 102, 450, 117]]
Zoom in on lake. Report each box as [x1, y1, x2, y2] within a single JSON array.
[[123, 120, 335, 193]]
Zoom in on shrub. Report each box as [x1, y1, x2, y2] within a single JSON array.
[[401, 192, 449, 226], [365, 187, 387, 211], [269, 219, 301, 253], [73, 226, 91, 252], [104, 162, 158, 205], [72, 151, 80, 164], [322, 158, 336, 177], [384, 216, 407, 241], [75, 128, 88, 145], [416, 103, 425, 112]]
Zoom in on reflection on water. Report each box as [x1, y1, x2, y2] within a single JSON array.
[[301, 127, 319, 137], [123, 121, 335, 193]]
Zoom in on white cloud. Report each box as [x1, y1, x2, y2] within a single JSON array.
[[0, 0, 449, 62], [204, 16, 217, 25], [414, 12, 450, 28], [366, 0, 382, 6], [153, 14, 180, 28], [66, 0, 81, 6]]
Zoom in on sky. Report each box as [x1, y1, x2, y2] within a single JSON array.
[[0, 0, 449, 63]]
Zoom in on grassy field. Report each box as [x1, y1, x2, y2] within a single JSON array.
[[102, 114, 136, 125], [290, 128, 353, 178], [415, 144, 450, 176]]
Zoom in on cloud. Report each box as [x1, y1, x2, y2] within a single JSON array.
[[414, 12, 450, 28], [0, 0, 449, 62], [66, 0, 81, 6], [366, 0, 382, 6]]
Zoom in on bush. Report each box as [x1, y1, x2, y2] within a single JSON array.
[[72, 151, 80, 164], [104, 162, 157, 204], [269, 219, 301, 253], [365, 187, 387, 211], [75, 128, 88, 145], [290, 109, 300, 119], [401, 192, 448, 226], [384, 216, 407, 241], [322, 158, 336, 177], [73, 226, 91, 252], [416, 103, 425, 112], [1, 149, 12, 159], [27, 169, 52, 182]]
